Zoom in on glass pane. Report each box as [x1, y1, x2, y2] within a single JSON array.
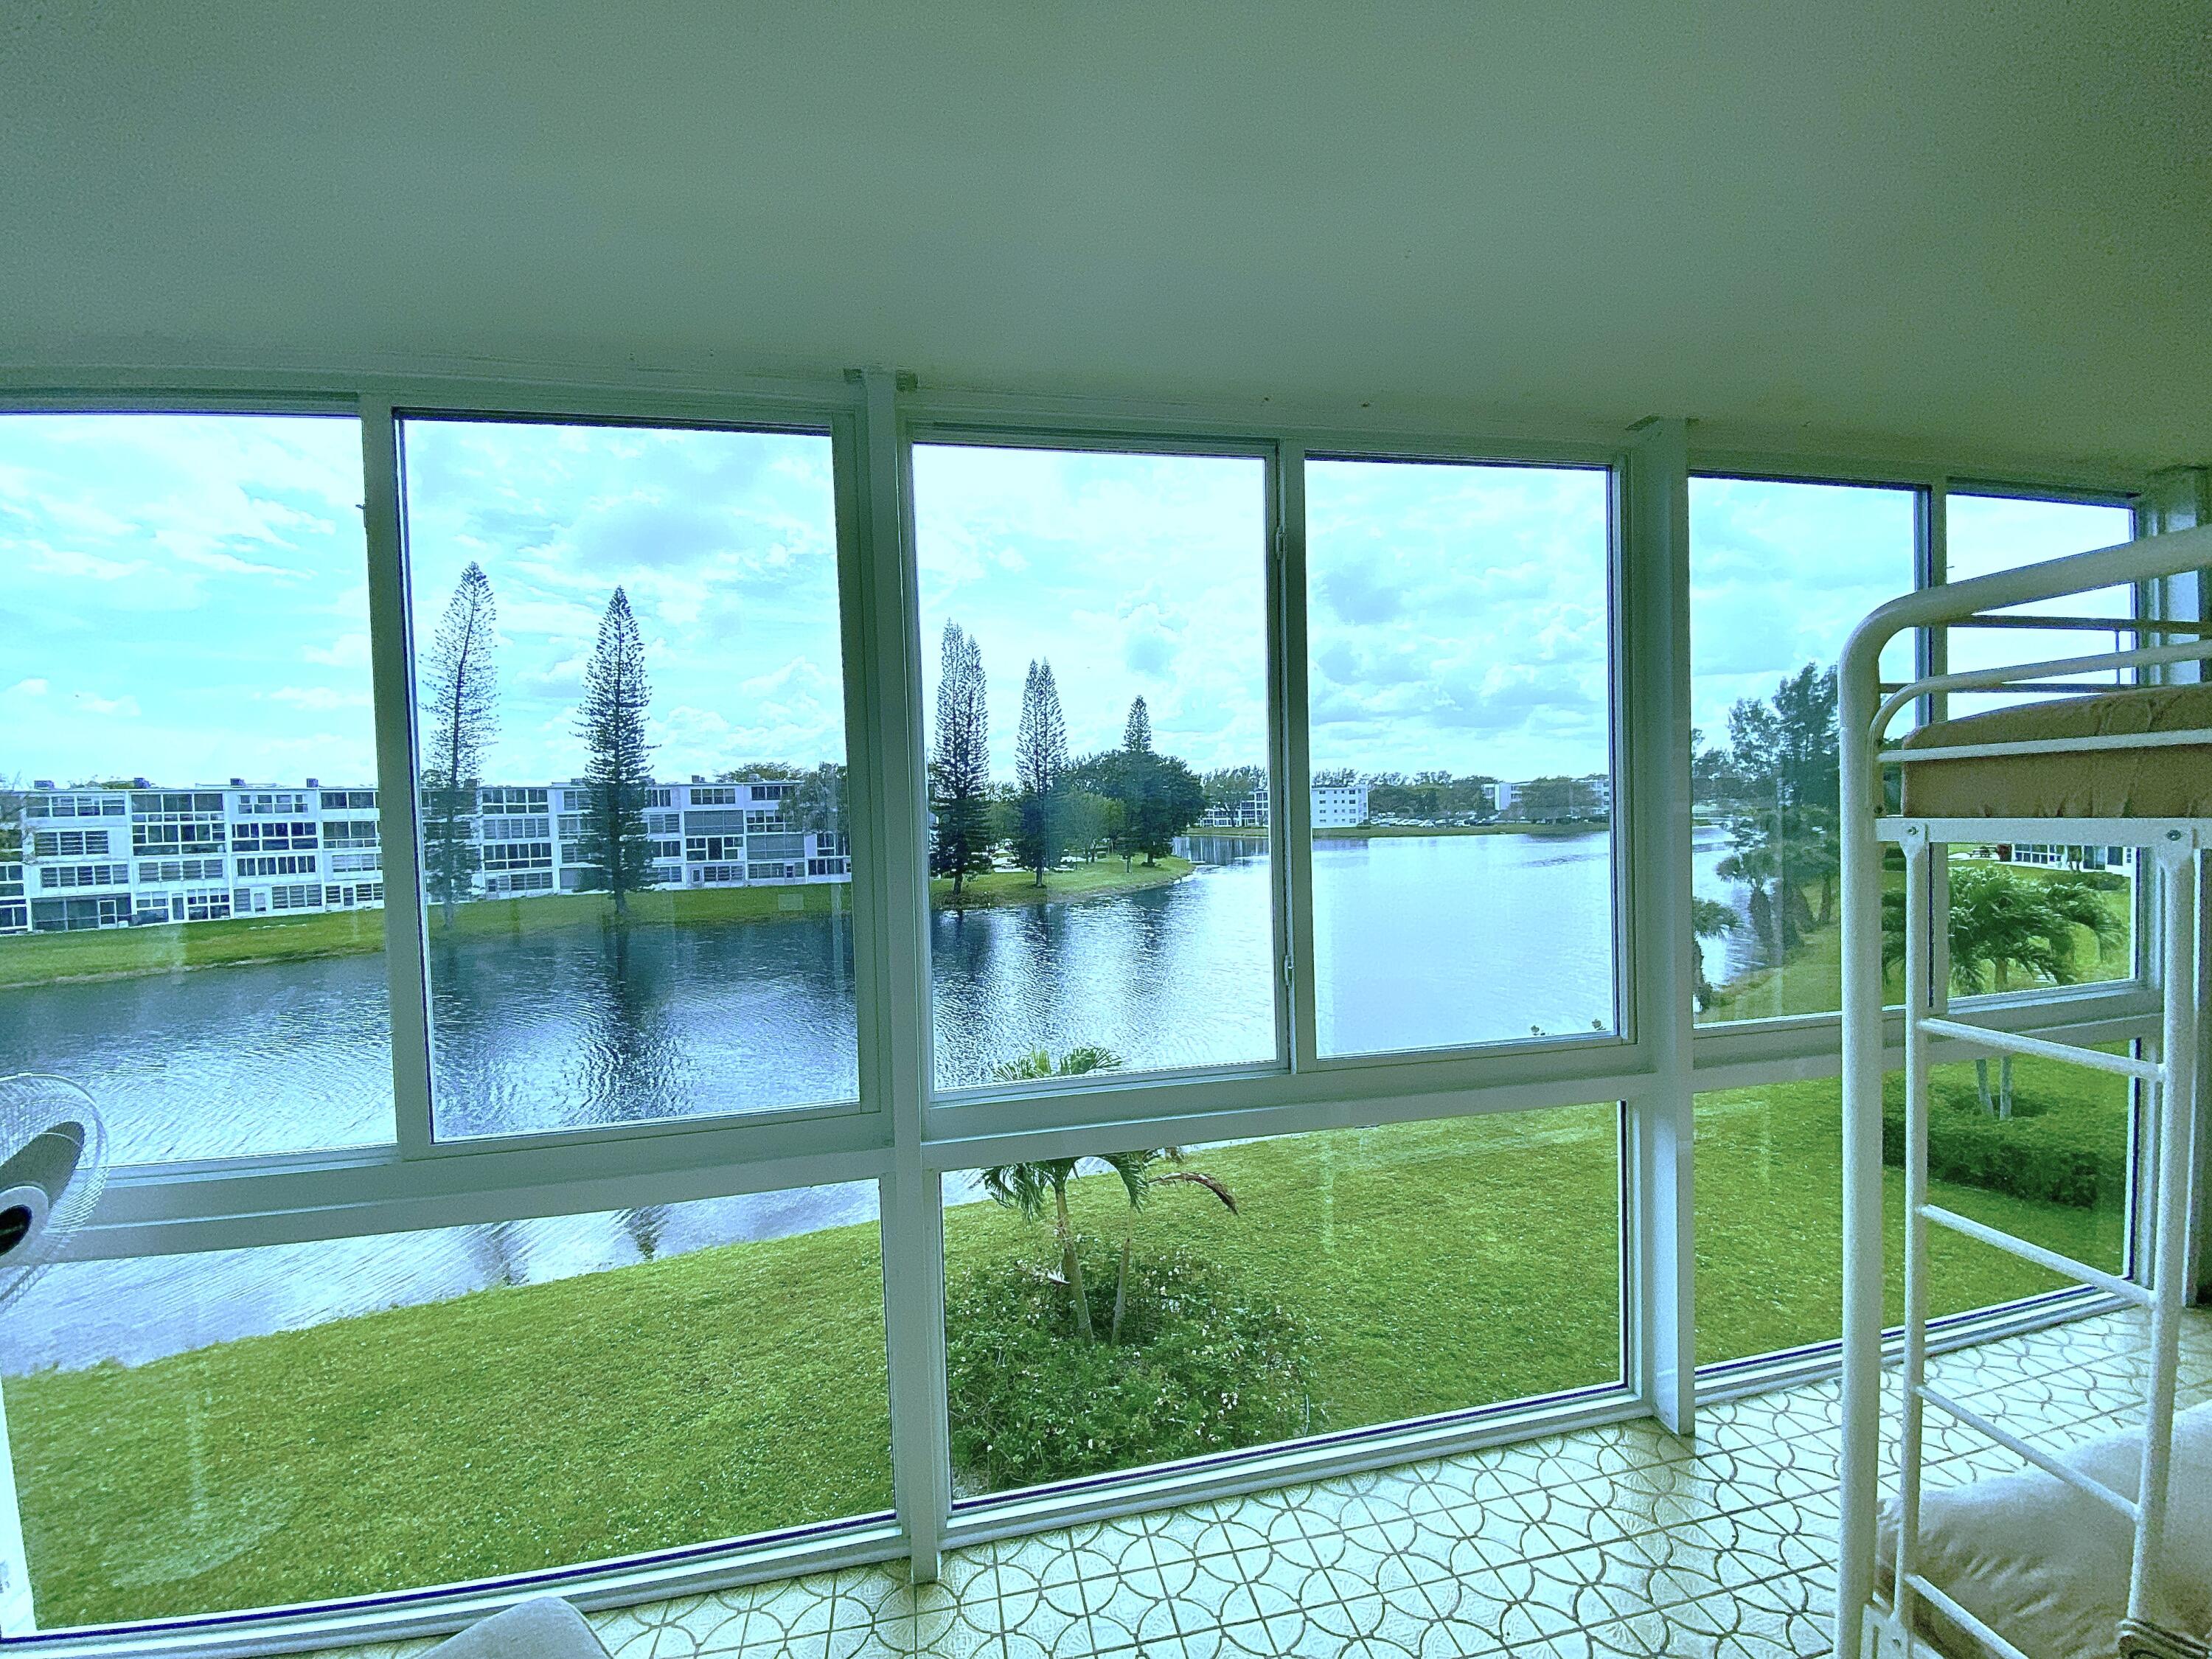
[[1689, 478, 1917, 1024], [0, 413, 392, 1163], [1942, 493, 2141, 990], [1695, 1054, 2129, 1366], [3, 1185, 890, 1628], [1305, 460, 1616, 1053], [399, 420, 856, 1138], [912, 445, 1275, 1088], [1944, 493, 2138, 712], [943, 1103, 1621, 1498]]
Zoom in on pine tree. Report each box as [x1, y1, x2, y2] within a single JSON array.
[[576, 587, 656, 917], [1013, 658, 1068, 886], [420, 562, 498, 924], [1122, 695, 1152, 754], [930, 621, 994, 891]]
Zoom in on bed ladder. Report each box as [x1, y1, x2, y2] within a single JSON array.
[[1884, 825, 2202, 1659]]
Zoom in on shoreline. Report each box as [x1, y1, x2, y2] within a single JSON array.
[[0, 856, 1198, 991]]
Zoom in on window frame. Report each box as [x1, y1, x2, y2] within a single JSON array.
[[0, 372, 2178, 1655]]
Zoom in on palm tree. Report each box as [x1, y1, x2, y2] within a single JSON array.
[[1691, 896, 1741, 1012], [980, 1046, 1123, 1340], [1096, 1148, 1237, 1343], [978, 1048, 1239, 1345], [1883, 862, 2125, 1116]]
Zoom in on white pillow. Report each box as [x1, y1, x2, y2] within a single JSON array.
[[1877, 1402, 2211, 1659]]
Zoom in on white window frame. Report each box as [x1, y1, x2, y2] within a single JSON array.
[[0, 372, 2177, 1657]]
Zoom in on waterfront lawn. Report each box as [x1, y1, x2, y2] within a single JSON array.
[[7, 1093, 2104, 1629], [930, 855, 1192, 909], [1695, 1063, 2124, 1366], [1700, 862, 2134, 1023], [0, 859, 1194, 989]]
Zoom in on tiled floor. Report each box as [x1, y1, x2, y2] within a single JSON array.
[[338, 1309, 2211, 1659]]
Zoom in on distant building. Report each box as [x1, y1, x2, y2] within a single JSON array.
[[1, 776, 848, 934], [1488, 774, 1611, 822], [1197, 779, 1371, 830]]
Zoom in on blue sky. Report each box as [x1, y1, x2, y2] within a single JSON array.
[[0, 414, 2136, 793]]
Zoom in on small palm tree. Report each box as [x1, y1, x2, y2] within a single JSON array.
[[981, 1046, 1124, 1341], [1691, 897, 1741, 1011], [1097, 1148, 1237, 1343], [980, 1048, 1239, 1345], [1883, 863, 2124, 1115]]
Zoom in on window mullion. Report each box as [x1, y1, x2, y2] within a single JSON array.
[[849, 369, 951, 1582], [1622, 416, 1694, 1435], [359, 397, 437, 1161], [1273, 442, 1317, 1071]]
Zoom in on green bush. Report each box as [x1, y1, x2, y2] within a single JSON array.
[[1881, 1071, 2129, 1210], [945, 1245, 1319, 1492]]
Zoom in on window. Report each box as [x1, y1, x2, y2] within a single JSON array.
[[1689, 478, 1919, 1024], [913, 443, 1276, 1088], [30, 830, 108, 858], [0, 422, 386, 1152], [1696, 1053, 2130, 1366], [400, 417, 856, 1138], [942, 1103, 1621, 1498], [1, 1184, 891, 1629], [1936, 493, 2141, 992], [1305, 459, 1616, 1054], [320, 788, 377, 810]]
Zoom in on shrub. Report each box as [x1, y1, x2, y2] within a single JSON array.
[[945, 1245, 1318, 1492], [1880, 1071, 2129, 1209]]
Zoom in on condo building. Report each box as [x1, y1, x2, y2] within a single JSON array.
[[1197, 779, 1371, 830], [0, 776, 850, 935]]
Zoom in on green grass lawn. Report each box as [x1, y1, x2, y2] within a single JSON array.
[[930, 855, 1192, 910], [6, 1083, 2121, 1628], [0, 859, 1193, 990]]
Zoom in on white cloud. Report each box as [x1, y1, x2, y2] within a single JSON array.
[[6, 678, 50, 699], [302, 633, 372, 669], [71, 691, 141, 717]]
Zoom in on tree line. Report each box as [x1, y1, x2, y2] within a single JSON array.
[[1693, 661, 2125, 1024], [930, 622, 1208, 891]]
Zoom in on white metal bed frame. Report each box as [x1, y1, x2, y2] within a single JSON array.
[[1836, 521, 2212, 1659]]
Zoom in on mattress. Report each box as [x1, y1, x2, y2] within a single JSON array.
[[1897, 684, 2212, 820], [1875, 1401, 2212, 1659]]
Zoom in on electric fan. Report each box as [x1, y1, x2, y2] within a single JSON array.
[[0, 1075, 108, 1311]]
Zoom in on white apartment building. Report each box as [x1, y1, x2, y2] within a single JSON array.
[[1197, 779, 1371, 830], [1, 776, 849, 934], [1487, 774, 1612, 821]]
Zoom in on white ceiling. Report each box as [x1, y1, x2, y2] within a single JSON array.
[[3, 1, 2206, 476]]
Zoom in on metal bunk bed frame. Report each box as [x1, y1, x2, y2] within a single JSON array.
[[1836, 521, 2212, 1659]]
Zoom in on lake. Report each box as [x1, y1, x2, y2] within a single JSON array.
[[1, 828, 1764, 1372]]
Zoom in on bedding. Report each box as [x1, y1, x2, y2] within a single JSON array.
[[1897, 684, 2212, 820], [1875, 1401, 2212, 1659]]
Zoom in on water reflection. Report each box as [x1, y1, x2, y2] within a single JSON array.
[[0, 830, 1782, 1371]]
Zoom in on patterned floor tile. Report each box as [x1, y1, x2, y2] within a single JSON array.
[[303, 1307, 2208, 1659]]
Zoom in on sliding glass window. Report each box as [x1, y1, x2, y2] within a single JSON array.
[[3, 1183, 891, 1627], [911, 442, 1276, 1089], [942, 1102, 1622, 1499], [0, 413, 392, 1163], [1688, 477, 1918, 1025], [1938, 491, 2140, 992], [1304, 459, 1616, 1054], [397, 418, 857, 1138]]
